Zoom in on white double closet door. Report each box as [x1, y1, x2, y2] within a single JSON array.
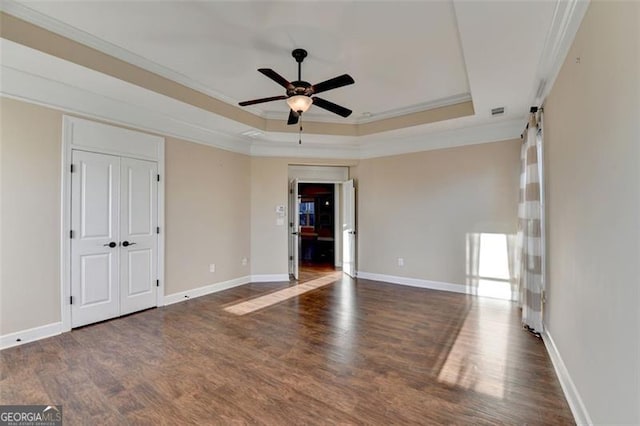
[[71, 150, 158, 328]]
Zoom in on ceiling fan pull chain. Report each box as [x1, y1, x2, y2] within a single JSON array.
[[299, 115, 303, 145]]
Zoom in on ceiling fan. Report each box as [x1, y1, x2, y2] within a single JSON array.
[[238, 48, 355, 125]]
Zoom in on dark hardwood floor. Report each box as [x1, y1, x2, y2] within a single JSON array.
[[298, 262, 337, 284], [1, 275, 574, 425]]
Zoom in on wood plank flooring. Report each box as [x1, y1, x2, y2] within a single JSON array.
[[0, 274, 574, 425], [298, 262, 337, 284]]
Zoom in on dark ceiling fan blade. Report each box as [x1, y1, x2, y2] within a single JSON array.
[[311, 74, 355, 95], [258, 68, 292, 89], [287, 109, 299, 125], [312, 97, 352, 118], [238, 95, 287, 106]]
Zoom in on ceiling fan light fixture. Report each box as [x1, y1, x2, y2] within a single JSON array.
[[287, 95, 313, 113]]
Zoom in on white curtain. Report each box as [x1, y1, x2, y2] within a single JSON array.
[[515, 109, 545, 333]]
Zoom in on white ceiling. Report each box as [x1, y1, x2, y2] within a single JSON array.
[[17, 0, 472, 122], [2, 0, 587, 156]]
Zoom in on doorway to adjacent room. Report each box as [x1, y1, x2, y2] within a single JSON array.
[[298, 183, 336, 282]]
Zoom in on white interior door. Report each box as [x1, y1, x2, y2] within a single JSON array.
[[120, 157, 158, 315], [342, 179, 356, 278], [71, 151, 120, 327], [288, 179, 300, 280]]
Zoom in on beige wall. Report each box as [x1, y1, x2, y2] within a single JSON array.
[[356, 139, 520, 285], [249, 157, 357, 277], [544, 1, 640, 423], [0, 97, 253, 335], [250, 158, 289, 276], [165, 138, 251, 294], [0, 98, 62, 334]]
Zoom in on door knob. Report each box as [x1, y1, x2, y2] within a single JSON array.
[[122, 241, 136, 247], [103, 242, 117, 248]]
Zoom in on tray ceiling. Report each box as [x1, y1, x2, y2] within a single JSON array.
[[0, 0, 587, 156]]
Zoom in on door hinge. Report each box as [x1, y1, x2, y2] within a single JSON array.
[[70, 230, 74, 239], [289, 188, 293, 194], [157, 174, 160, 182], [70, 164, 75, 173], [289, 256, 293, 261], [156, 227, 160, 234], [156, 279, 159, 287], [70, 296, 74, 304]]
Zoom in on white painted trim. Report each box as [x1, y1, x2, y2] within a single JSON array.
[[0, 322, 62, 350], [334, 184, 341, 267], [357, 271, 471, 295], [0, 38, 251, 155], [164, 276, 251, 306], [66, 116, 163, 160], [250, 274, 290, 283], [156, 140, 166, 307], [359, 118, 523, 159], [249, 141, 362, 159], [531, 0, 590, 105], [0, 0, 241, 108], [288, 165, 349, 182], [0, 53, 251, 156], [61, 116, 166, 331], [3, 0, 474, 123], [0, 39, 524, 160], [542, 330, 592, 425], [60, 118, 72, 332], [262, 93, 473, 124], [355, 93, 473, 124]]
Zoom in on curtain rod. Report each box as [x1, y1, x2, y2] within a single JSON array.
[[521, 106, 544, 137]]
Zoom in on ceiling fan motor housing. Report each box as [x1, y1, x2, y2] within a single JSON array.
[[287, 81, 313, 97]]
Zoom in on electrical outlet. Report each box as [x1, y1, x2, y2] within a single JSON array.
[[209, 263, 216, 273], [397, 258, 404, 267], [241, 257, 248, 266]]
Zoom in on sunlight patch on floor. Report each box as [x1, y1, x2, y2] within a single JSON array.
[[224, 272, 343, 315], [437, 300, 510, 399]]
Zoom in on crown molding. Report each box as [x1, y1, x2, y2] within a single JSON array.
[[355, 93, 473, 124], [0, 6, 475, 133], [530, 0, 590, 105], [246, 117, 522, 159], [260, 93, 472, 125], [249, 140, 362, 159], [1, 35, 521, 160], [0, 0, 239, 107], [0, 39, 252, 155], [359, 118, 523, 159]]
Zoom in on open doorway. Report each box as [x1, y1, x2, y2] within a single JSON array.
[[298, 183, 336, 282], [287, 165, 353, 283]]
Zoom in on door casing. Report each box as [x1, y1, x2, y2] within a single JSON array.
[[288, 178, 354, 277], [61, 116, 165, 332]]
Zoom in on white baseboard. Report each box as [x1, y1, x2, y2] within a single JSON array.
[[357, 271, 470, 295], [542, 330, 592, 425], [164, 275, 251, 306], [250, 274, 290, 283], [1, 322, 63, 350]]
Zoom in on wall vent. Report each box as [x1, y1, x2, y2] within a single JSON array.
[[491, 107, 505, 116]]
